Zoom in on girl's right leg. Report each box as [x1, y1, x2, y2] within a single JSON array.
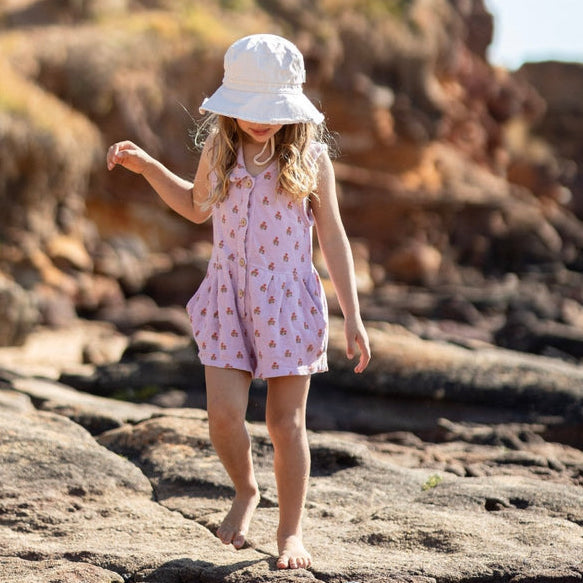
[[205, 366, 260, 549]]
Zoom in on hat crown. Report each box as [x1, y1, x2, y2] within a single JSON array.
[[223, 34, 306, 94], [199, 34, 323, 124]]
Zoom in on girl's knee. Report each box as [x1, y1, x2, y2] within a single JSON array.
[[266, 411, 306, 444], [208, 402, 245, 436]]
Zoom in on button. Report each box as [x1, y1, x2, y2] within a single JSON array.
[[239, 289, 245, 298], [239, 258, 245, 267], [240, 218, 247, 227]]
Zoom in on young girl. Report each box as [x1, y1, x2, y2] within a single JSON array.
[[106, 33, 371, 570]]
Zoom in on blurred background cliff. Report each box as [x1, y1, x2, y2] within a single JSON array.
[[2, 0, 583, 365]]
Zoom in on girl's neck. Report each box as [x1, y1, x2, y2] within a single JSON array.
[[242, 137, 276, 176], [252, 136, 275, 166]]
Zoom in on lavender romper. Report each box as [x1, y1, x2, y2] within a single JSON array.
[[186, 142, 329, 379]]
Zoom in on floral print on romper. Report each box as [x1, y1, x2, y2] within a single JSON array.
[[186, 142, 328, 379]]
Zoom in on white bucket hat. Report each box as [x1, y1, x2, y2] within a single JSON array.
[[199, 34, 324, 125]]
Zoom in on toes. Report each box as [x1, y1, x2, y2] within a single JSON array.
[[217, 525, 246, 549], [276, 535, 312, 570], [277, 554, 311, 570], [232, 532, 246, 549], [217, 529, 232, 546], [276, 554, 289, 569], [297, 556, 311, 569]]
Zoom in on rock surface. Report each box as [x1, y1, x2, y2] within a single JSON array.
[[1, 322, 583, 582]]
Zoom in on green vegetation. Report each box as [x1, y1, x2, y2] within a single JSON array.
[[321, 0, 410, 20], [219, 0, 256, 11], [111, 385, 163, 403], [0, 57, 96, 140], [421, 474, 443, 491], [93, 1, 264, 47]]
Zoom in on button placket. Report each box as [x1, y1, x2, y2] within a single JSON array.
[[235, 175, 253, 315]]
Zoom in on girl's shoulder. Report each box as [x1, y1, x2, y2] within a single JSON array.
[[308, 126, 339, 163], [306, 140, 329, 168], [308, 139, 328, 154]]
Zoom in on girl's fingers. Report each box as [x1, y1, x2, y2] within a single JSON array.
[[354, 353, 368, 374], [346, 338, 355, 360], [106, 141, 135, 171], [353, 335, 371, 374], [346, 332, 371, 374], [106, 143, 121, 170]]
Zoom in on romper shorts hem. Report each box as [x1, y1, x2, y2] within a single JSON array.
[[196, 351, 328, 380]]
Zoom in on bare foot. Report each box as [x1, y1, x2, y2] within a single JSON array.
[[216, 490, 261, 549], [276, 534, 312, 569]]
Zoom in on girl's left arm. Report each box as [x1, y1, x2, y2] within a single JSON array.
[[312, 151, 371, 373]]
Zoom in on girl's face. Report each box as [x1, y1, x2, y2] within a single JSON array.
[[236, 119, 283, 144]]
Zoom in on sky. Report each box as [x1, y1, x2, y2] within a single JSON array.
[[485, 0, 583, 70]]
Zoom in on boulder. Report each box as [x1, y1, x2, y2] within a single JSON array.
[[0, 276, 39, 346]]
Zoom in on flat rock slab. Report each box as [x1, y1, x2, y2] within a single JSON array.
[[1, 382, 583, 582], [0, 407, 270, 583]]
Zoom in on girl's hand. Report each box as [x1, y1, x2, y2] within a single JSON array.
[[106, 140, 153, 175], [345, 319, 371, 374]]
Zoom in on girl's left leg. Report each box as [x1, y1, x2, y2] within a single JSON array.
[[265, 374, 312, 570]]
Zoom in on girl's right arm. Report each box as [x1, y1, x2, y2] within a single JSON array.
[[106, 140, 213, 224]]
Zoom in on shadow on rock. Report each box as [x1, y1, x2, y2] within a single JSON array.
[[138, 557, 275, 582]]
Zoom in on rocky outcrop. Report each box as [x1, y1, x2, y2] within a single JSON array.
[[18, 315, 580, 450], [517, 60, 583, 220], [2, 322, 583, 582], [1, 0, 583, 366]]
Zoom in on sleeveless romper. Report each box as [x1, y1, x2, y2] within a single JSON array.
[[186, 142, 329, 379]]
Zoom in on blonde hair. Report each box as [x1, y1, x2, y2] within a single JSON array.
[[193, 115, 332, 208]]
